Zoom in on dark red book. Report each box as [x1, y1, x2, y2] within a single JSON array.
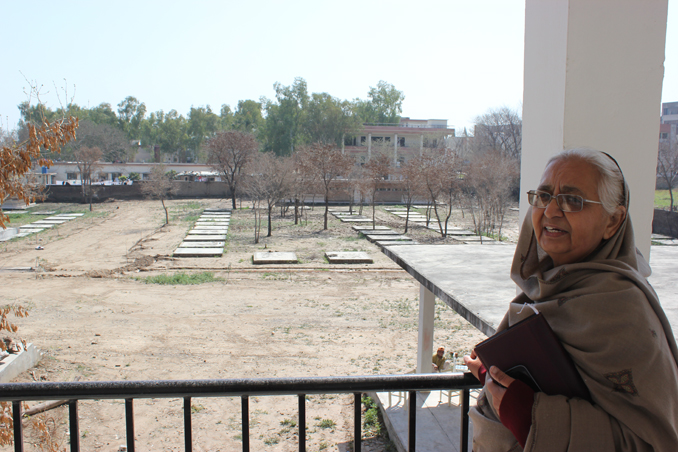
[[474, 313, 590, 400]]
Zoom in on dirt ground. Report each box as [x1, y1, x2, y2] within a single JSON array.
[[0, 199, 519, 451]]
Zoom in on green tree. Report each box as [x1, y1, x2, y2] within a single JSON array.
[[187, 105, 220, 160], [261, 77, 309, 156], [233, 100, 264, 134], [354, 81, 404, 124], [305, 93, 361, 146], [158, 110, 189, 162], [220, 104, 234, 130], [117, 96, 147, 139]]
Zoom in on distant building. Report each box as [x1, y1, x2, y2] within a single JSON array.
[[660, 101, 678, 143], [343, 118, 455, 167]]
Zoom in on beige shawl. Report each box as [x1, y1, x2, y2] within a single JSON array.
[[470, 206, 678, 452]]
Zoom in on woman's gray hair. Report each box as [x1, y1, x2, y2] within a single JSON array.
[[546, 148, 626, 215]]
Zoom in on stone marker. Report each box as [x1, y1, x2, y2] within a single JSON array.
[[352, 225, 391, 231], [253, 251, 298, 264], [193, 225, 229, 230], [364, 234, 412, 243], [375, 240, 420, 247], [357, 229, 399, 236], [179, 241, 225, 248], [325, 251, 373, 264], [340, 218, 373, 223], [173, 248, 224, 257], [183, 234, 226, 241], [189, 229, 228, 234], [27, 223, 54, 228]]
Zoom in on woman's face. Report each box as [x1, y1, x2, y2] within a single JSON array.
[[531, 158, 625, 267]]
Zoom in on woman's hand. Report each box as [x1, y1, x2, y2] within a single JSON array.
[[486, 366, 516, 417], [463, 351, 483, 380]]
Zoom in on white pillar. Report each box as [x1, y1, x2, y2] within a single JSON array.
[[417, 284, 435, 374], [368, 133, 372, 160], [420, 134, 424, 156], [394, 134, 398, 166], [520, 0, 668, 260]]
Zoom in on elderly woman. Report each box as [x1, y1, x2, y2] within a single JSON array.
[[464, 148, 678, 451]]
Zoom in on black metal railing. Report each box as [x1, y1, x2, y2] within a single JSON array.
[[0, 372, 481, 452]]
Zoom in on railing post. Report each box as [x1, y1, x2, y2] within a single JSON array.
[[460, 389, 470, 452], [298, 394, 305, 452], [12, 401, 23, 452], [69, 400, 80, 452], [184, 397, 192, 452], [408, 390, 416, 451], [353, 393, 361, 452], [125, 398, 135, 452], [241, 396, 249, 452]]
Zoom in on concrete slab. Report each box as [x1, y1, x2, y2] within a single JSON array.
[[253, 251, 298, 264], [365, 234, 412, 243], [325, 251, 373, 264], [31, 211, 56, 215], [192, 225, 229, 230], [189, 229, 228, 234], [0, 343, 41, 383], [0, 228, 19, 241], [19, 228, 44, 234], [203, 208, 231, 212], [183, 234, 226, 241], [173, 248, 224, 257], [652, 234, 674, 240], [27, 223, 54, 228], [376, 240, 420, 247], [357, 229, 399, 236], [352, 225, 391, 231], [195, 222, 230, 226], [58, 213, 84, 216], [178, 241, 225, 248], [32, 219, 67, 224], [340, 218, 373, 223], [456, 236, 495, 243]]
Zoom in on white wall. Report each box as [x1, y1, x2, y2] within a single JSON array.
[[521, 0, 669, 260]]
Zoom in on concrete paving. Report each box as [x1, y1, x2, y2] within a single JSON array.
[[365, 234, 412, 243], [325, 251, 373, 264], [252, 251, 298, 264], [188, 229, 228, 234], [193, 225, 229, 230], [357, 229, 399, 236], [178, 241, 225, 248], [173, 248, 224, 257], [376, 240, 420, 248], [33, 219, 68, 224], [183, 234, 227, 241], [340, 218, 373, 223], [352, 225, 391, 231], [27, 223, 54, 228], [31, 211, 55, 215]]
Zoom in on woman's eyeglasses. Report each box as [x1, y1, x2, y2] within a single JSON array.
[[527, 190, 603, 212]]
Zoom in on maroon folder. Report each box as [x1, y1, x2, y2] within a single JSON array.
[[474, 313, 590, 400]]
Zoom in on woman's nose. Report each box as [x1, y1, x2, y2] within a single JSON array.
[[543, 196, 564, 218]]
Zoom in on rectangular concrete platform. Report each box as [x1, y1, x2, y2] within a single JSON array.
[[189, 229, 228, 234], [376, 240, 420, 247], [183, 234, 226, 241], [253, 251, 298, 264], [178, 241, 225, 248], [27, 223, 54, 228], [195, 222, 230, 226], [325, 251, 373, 264], [203, 208, 231, 212], [357, 229, 399, 236], [193, 225, 229, 230], [340, 218, 373, 223], [31, 211, 56, 215], [19, 228, 44, 234], [33, 219, 67, 224], [173, 248, 224, 257], [352, 225, 391, 231], [365, 234, 412, 243]]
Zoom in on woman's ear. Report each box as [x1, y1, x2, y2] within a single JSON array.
[[603, 206, 627, 240]]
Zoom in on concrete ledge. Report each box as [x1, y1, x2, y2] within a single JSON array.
[[0, 343, 41, 383]]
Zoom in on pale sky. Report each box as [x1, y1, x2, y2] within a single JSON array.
[[1, 1, 676, 133]]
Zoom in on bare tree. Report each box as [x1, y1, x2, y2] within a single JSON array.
[[657, 137, 678, 212], [473, 106, 522, 161], [206, 131, 259, 209], [244, 153, 293, 240], [418, 150, 461, 237], [363, 153, 391, 229], [140, 165, 178, 225], [296, 142, 353, 230], [400, 157, 425, 233], [464, 150, 519, 241], [73, 146, 103, 211]]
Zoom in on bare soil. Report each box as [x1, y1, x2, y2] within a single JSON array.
[[0, 199, 519, 452]]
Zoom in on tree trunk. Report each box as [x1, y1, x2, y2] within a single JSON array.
[[162, 198, 169, 224], [323, 192, 329, 230], [267, 205, 273, 237]]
